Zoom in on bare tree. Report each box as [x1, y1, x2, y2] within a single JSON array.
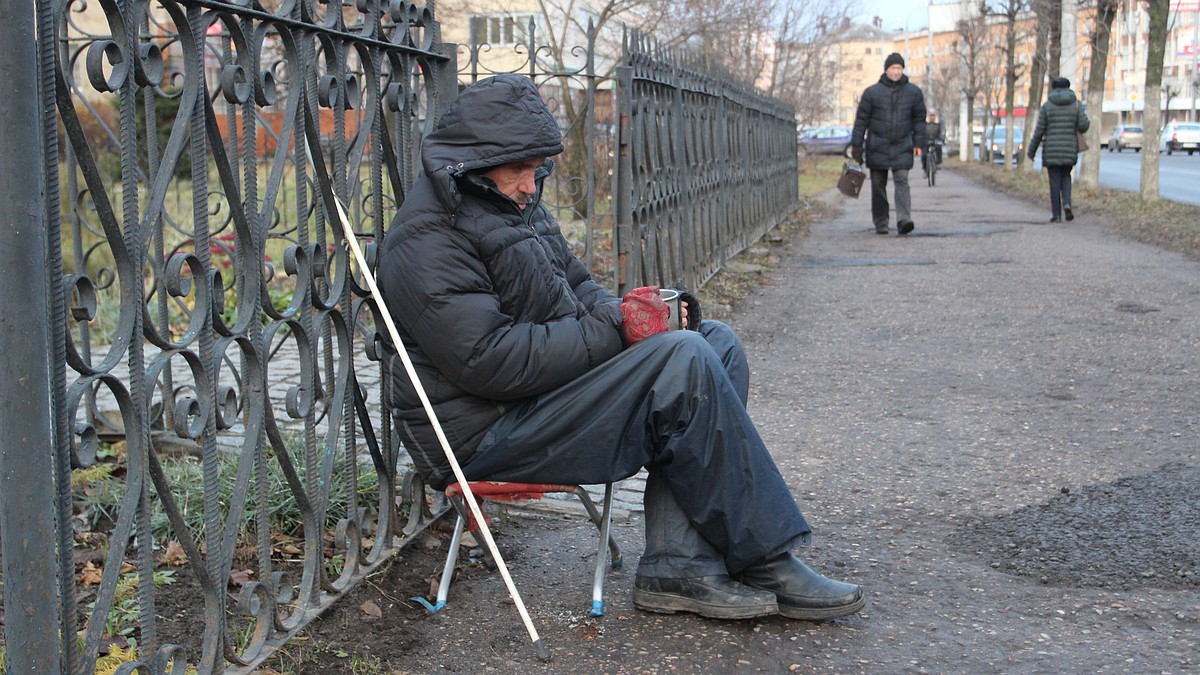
[[955, 8, 992, 161], [1139, 0, 1169, 200], [1021, 0, 1053, 173], [1077, 0, 1117, 187], [983, 0, 1027, 169], [670, 0, 853, 127], [1047, 0, 1062, 79]]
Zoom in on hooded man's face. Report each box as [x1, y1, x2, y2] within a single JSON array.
[[886, 64, 904, 81], [483, 157, 546, 210]]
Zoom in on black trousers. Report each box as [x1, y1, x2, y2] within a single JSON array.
[[1047, 165, 1073, 218], [462, 321, 811, 577]]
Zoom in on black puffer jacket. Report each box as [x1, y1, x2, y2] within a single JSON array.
[[852, 74, 927, 170], [1027, 88, 1090, 167], [377, 75, 625, 489]]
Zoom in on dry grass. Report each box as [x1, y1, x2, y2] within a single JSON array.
[[948, 161, 1200, 262]]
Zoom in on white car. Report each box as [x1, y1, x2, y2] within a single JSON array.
[[1160, 122, 1200, 156]]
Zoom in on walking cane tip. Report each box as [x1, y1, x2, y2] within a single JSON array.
[[533, 639, 552, 662]]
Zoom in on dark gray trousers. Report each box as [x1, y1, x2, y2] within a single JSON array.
[[870, 168, 912, 228], [462, 321, 811, 577]]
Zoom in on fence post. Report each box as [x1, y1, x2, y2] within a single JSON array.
[[0, 0, 65, 670], [613, 65, 634, 296]]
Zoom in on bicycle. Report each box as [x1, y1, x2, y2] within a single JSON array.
[[925, 143, 940, 186]]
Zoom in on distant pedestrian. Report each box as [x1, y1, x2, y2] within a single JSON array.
[[1026, 77, 1090, 222], [922, 110, 943, 176], [851, 52, 927, 235]]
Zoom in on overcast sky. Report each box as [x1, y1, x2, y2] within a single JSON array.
[[854, 0, 933, 32]]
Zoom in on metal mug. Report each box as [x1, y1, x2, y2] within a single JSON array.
[[659, 288, 683, 330]]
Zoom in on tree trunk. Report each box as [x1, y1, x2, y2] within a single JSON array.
[[1048, 0, 1062, 78], [1023, 1, 1050, 173], [1140, 0, 1169, 200], [1004, 3, 1019, 170], [1078, 0, 1117, 187]]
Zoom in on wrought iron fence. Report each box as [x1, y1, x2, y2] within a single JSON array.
[[614, 30, 801, 295], [3, 0, 455, 671], [0, 4, 798, 672]]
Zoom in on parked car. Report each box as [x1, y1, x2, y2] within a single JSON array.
[[798, 126, 854, 158], [1161, 122, 1200, 155], [1106, 125, 1143, 152], [981, 127, 1024, 162]]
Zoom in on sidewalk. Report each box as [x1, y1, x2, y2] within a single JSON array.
[[298, 165, 1200, 673]]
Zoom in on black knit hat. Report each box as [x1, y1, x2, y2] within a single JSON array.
[[1051, 77, 1070, 90], [884, 52, 905, 69]]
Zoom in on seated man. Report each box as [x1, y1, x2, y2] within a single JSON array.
[[922, 110, 944, 175], [377, 74, 864, 621]]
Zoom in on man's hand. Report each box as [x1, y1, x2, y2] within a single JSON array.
[[851, 146, 864, 164], [620, 287, 669, 345], [913, 147, 922, 156]]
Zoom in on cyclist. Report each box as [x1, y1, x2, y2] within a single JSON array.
[[922, 110, 943, 178]]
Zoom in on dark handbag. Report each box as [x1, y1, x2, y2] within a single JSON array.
[[1075, 103, 1089, 152], [837, 161, 866, 198]]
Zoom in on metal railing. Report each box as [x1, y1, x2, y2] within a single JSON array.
[[614, 30, 801, 295], [3, 0, 454, 671]]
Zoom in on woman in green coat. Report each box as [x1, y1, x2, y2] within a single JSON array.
[[1027, 77, 1090, 222]]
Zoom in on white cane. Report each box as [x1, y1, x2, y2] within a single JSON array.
[[330, 196, 551, 662]]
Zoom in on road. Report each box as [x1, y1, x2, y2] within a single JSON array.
[[1093, 149, 1200, 204]]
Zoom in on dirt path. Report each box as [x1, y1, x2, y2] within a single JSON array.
[[269, 168, 1200, 674]]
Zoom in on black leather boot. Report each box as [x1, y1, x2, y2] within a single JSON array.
[[633, 575, 778, 619], [737, 553, 865, 620]]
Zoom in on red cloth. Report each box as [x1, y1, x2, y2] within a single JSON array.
[[621, 286, 669, 345]]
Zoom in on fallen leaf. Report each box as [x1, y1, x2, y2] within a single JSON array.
[[228, 568, 255, 587], [160, 540, 187, 566], [359, 599, 382, 618], [79, 561, 103, 585], [275, 542, 302, 556]]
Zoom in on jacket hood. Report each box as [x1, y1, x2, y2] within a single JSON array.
[[421, 75, 565, 208], [1048, 88, 1078, 106]]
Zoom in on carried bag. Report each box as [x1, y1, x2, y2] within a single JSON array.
[[1075, 103, 1089, 152], [837, 161, 866, 198]]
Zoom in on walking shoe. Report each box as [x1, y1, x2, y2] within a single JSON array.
[[737, 553, 865, 620], [1064, 206, 1074, 221], [875, 227, 889, 235], [633, 575, 778, 619], [897, 220, 915, 235], [1049, 216, 1062, 223]]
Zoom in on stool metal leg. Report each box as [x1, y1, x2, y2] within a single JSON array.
[[576, 484, 617, 616], [414, 502, 467, 612]]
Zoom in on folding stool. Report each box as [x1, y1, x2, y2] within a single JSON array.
[[425, 481, 623, 616]]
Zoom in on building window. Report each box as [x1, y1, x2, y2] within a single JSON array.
[[469, 13, 536, 45], [857, 62, 863, 71]]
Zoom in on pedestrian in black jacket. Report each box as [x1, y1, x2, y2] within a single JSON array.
[[851, 52, 928, 235], [378, 75, 863, 621], [1027, 77, 1090, 222]]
